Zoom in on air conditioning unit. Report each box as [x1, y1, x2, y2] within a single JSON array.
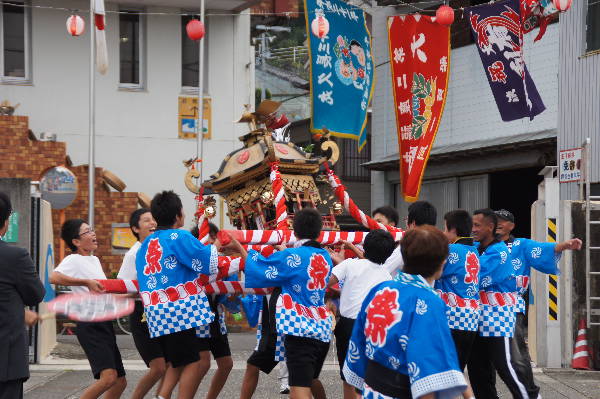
[[38, 132, 57, 142]]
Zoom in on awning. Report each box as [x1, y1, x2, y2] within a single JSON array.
[[363, 129, 557, 171]]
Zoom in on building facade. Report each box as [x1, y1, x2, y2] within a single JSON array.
[[558, 2, 600, 199], [1, 0, 255, 223], [367, 5, 560, 236]]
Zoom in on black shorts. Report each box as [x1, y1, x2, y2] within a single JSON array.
[[197, 334, 232, 359], [247, 332, 279, 374], [130, 301, 164, 367], [450, 329, 478, 371], [159, 328, 201, 368], [75, 321, 126, 379], [334, 316, 356, 381], [284, 334, 330, 388]]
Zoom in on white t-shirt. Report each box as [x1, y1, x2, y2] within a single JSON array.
[[332, 258, 392, 319], [117, 241, 141, 280], [54, 254, 107, 293], [383, 246, 404, 277]]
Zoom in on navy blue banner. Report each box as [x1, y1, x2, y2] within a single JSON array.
[[467, 0, 545, 121]]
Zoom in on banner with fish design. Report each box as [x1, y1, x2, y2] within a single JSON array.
[[468, 0, 546, 122]]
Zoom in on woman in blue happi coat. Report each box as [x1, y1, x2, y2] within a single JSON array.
[[344, 225, 467, 399]]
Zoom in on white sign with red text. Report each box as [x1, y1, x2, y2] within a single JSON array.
[[559, 148, 582, 183]]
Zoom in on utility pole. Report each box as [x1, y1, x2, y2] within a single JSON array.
[[253, 25, 291, 69]]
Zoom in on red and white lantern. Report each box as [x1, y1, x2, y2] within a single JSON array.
[[66, 15, 85, 36], [311, 13, 329, 39], [435, 5, 455, 26], [552, 0, 572, 12], [186, 19, 205, 41]]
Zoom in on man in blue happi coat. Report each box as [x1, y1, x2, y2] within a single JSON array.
[[466, 208, 532, 399], [494, 209, 581, 398], [243, 208, 333, 399], [344, 225, 467, 399], [436, 209, 481, 399]]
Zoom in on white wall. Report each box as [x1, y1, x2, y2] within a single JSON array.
[[2, 0, 252, 227]]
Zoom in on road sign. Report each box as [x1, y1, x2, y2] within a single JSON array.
[[559, 148, 582, 183], [178, 96, 211, 140]]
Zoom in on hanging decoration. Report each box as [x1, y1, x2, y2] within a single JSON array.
[[66, 14, 85, 36], [551, 0, 572, 12], [94, 0, 108, 75], [520, 0, 563, 41], [311, 11, 330, 39], [468, 0, 545, 121], [304, 0, 374, 152], [387, 15, 450, 202], [435, 5, 455, 26], [186, 19, 205, 41]]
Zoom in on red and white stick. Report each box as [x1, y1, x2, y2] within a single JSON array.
[[96, 279, 271, 295], [224, 229, 402, 246], [270, 162, 289, 230], [325, 164, 403, 236]]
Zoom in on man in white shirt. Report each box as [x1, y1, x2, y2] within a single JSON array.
[[382, 201, 438, 277], [327, 229, 396, 399], [50, 219, 126, 399]]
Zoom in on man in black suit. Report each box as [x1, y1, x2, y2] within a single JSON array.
[[0, 192, 45, 399]]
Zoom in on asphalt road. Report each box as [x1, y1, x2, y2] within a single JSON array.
[[24, 333, 600, 398]]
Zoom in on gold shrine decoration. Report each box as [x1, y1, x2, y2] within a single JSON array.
[[179, 96, 212, 140], [223, 174, 321, 211]]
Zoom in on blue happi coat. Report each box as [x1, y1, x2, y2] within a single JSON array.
[[135, 229, 218, 338], [244, 246, 333, 343], [434, 241, 481, 331], [507, 237, 559, 314], [343, 273, 467, 399], [475, 240, 517, 337]]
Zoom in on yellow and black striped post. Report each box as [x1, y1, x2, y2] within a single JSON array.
[[547, 218, 558, 321]]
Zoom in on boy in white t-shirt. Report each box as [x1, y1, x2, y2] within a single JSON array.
[[117, 208, 165, 399], [50, 219, 126, 399], [327, 229, 396, 399]]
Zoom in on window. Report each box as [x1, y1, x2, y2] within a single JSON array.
[[0, 2, 31, 83], [340, 135, 371, 182], [181, 15, 208, 92], [586, 0, 600, 53], [119, 10, 144, 88]]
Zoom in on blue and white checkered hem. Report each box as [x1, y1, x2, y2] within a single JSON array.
[[276, 306, 333, 343], [362, 384, 395, 398], [146, 294, 215, 338], [342, 362, 364, 390], [209, 245, 218, 275], [516, 296, 526, 314], [478, 304, 516, 338], [447, 307, 479, 331], [411, 370, 467, 399]]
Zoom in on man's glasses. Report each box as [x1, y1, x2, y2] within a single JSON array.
[[79, 228, 95, 237]]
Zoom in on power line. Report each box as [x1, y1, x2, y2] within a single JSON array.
[[0, 0, 502, 17]]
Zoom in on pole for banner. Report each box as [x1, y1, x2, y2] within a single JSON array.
[[88, 0, 96, 228], [196, 0, 206, 181]]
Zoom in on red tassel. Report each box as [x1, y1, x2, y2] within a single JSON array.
[[95, 14, 105, 30]]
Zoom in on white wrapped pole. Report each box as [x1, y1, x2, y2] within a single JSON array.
[[94, 0, 108, 75]]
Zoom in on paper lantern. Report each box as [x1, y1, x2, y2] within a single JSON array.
[[66, 15, 85, 36], [435, 5, 454, 26], [311, 13, 329, 39], [552, 0, 572, 12], [186, 19, 205, 41]]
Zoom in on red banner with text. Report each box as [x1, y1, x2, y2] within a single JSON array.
[[387, 15, 450, 202]]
